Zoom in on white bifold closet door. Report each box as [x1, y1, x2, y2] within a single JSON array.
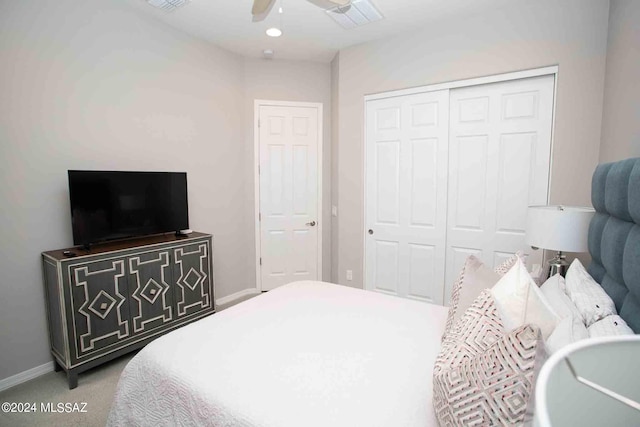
[[365, 75, 554, 305], [444, 75, 553, 302], [365, 90, 450, 304]]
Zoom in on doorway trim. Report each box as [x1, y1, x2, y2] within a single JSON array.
[[253, 99, 323, 292]]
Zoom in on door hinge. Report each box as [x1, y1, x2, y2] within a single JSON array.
[[259, 257, 262, 265], [258, 165, 261, 175], [258, 119, 261, 128], [259, 212, 261, 221]]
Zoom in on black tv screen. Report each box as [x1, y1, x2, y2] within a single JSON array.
[[68, 170, 189, 246]]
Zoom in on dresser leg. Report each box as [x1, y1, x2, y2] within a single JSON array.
[[53, 360, 62, 372], [67, 370, 78, 389]]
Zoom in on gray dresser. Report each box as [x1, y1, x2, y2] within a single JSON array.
[[41, 232, 214, 388]]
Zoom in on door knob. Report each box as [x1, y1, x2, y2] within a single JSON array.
[[368, 229, 374, 235], [306, 221, 316, 227]]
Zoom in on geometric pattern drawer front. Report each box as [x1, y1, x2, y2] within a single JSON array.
[[129, 251, 173, 334], [173, 243, 211, 317], [70, 259, 130, 359], [42, 232, 215, 389]]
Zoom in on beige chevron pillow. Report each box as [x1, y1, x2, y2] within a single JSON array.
[[434, 324, 546, 426], [442, 254, 519, 341]]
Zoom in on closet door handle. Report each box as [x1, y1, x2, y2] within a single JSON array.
[[306, 221, 316, 227], [368, 229, 374, 235]]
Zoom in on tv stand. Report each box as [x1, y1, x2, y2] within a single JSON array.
[[42, 232, 214, 389]]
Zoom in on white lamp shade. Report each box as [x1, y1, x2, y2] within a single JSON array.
[[526, 206, 595, 252], [535, 335, 640, 427]]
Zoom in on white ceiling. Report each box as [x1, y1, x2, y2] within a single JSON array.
[[126, 0, 518, 63]]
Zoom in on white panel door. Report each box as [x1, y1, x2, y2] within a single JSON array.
[[259, 105, 320, 291], [365, 90, 450, 304], [445, 75, 554, 301]]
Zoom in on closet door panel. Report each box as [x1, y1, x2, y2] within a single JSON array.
[[445, 75, 554, 299], [449, 134, 489, 231], [365, 90, 449, 304], [375, 140, 400, 225]]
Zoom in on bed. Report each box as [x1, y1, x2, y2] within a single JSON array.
[[107, 281, 449, 426], [107, 158, 640, 426]]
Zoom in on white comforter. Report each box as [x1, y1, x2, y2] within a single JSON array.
[[107, 281, 448, 427]]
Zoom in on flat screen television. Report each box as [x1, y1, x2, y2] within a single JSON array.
[[68, 170, 189, 247]]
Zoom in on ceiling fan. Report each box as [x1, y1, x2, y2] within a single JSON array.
[[251, 0, 351, 22]]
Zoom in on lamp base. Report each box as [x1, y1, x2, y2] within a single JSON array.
[[548, 251, 570, 277]]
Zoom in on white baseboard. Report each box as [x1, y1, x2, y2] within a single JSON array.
[[215, 288, 260, 307], [0, 361, 54, 393]]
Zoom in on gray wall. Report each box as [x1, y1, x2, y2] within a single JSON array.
[[333, 0, 610, 288], [0, 1, 333, 383], [599, 0, 640, 162], [0, 0, 247, 380], [241, 58, 332, 285]]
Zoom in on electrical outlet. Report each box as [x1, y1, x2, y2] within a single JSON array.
[[346, 270, 353, 281]]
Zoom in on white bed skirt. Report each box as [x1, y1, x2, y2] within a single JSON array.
[[107, 281, 448, 427]]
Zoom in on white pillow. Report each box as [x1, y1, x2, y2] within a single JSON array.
[[491, 256, 561, 340], [545, 315, 589, 354], [565, 259, 617, 326], [540, 274, 583, 321], [539, 274, 589, 353], [587, 315, 635, 337]]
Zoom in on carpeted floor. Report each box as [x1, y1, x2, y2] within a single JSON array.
[[0, 352, 134, 427], [0, 293, 260, 427]]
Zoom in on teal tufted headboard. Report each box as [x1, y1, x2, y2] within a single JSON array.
[[588, 158, 640, 333]]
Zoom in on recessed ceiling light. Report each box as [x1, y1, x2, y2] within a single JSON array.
[[266, 27, 282, 37]]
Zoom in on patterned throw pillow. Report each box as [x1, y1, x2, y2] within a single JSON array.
[[437, 290, 504, 373], [565, 259, 617, 326], [433, 324, 546, 426], [587, 315, 634, 337], [540, 274, 582, 320], [494, 252, 523, 275], [442, 254, 519, 341], [540, 274, 588, 353]]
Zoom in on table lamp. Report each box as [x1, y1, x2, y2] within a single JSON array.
[[525, 205, 595, 276]]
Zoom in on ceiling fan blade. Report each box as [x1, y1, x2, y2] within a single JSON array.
[[252, 0, 277, 22], [326, 0, 351, 5]]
